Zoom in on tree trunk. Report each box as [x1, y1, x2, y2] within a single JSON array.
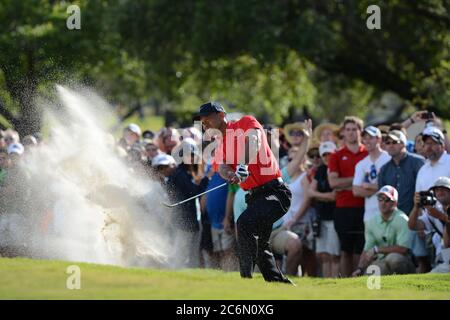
[[1, 50, 42, 137]]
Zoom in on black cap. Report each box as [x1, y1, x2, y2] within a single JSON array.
[[193, 102, 226, 121]]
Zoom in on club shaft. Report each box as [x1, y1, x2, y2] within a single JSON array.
[[166, 182, 228, 207]]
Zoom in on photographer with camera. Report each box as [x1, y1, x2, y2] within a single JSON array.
[[352, 185, 415, 276], [409, 177, 450, 273]]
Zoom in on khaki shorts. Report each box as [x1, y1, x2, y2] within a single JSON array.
[[211, 227, 235, 252], [270, 226, 299, 255]]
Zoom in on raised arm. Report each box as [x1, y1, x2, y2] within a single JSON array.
[[286, 119, 312, 179]]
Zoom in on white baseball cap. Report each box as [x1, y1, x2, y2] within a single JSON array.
[[377, 185, 399, 202], [151, 153, 176, 167], [387, 130, 407, 145], [7, 143, 24, 155], [431, 176, 450, 191], [422, 126, 445, 145], [125, 123, 142, 136], [319, 141, 337, 156], [363, 126, 382, 138]]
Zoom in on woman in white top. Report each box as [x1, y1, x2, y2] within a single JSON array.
[[283, 145, 323, 276]]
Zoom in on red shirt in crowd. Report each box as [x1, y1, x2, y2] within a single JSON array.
[[213, 116, 281, 190], [328, 144, 368, 208]]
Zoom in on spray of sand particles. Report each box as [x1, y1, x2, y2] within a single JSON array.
[[0, 85, 178, 268]]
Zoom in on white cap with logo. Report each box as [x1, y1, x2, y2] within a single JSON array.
[[151, 153, 176, 167], [377, 185, 399, 202], [319, 141, 337, 156]]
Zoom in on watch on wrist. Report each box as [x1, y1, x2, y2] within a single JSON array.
[[410, 117, 415, 124]]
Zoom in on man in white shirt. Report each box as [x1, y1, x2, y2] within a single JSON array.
[[353, 126, 391, 222], [415, 126, 450, 192], [410, 126, 450, 272]]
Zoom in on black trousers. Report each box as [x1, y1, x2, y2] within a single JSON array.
[[236, 180, 292, 282]]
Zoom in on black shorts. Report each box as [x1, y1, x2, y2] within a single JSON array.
[[333, 207, 365, 254]]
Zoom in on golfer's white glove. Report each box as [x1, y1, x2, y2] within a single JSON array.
[[235, 164, 249, 183]]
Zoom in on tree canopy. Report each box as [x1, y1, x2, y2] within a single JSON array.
[[0, 0, 448, 134]]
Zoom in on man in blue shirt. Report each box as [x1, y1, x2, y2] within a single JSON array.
[[203, 171, 238, 271], [378, 130, 424, 215]]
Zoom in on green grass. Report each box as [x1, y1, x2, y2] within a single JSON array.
[[0, 257, 449, 300]]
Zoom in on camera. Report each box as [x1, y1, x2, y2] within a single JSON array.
[[421, 111, 434, 120], [419, 190, 437, 207]]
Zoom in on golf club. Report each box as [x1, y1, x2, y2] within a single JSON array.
[[161, 182, 228, 208]]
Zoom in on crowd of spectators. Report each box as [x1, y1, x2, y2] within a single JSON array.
[[1, 109, 449, 277]]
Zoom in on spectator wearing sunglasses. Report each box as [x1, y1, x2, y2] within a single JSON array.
[[378, 130, 425, 216], [353, 126, 391, 222], [284, 122, 307, 148], [352, 185, 415, 276], [306, 146, 322, 178]]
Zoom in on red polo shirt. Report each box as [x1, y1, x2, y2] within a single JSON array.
[[213, 116, 281, 190], [328, 144, 368, 208]]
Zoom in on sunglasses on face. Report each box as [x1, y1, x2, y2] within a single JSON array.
[[384, 140, 400, 145], [377, 196, 392, 203], [308, 153, 321, 159], [289, 130, 304, 137]]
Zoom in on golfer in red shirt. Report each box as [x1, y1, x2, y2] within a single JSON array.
[[194, 102, 293, 284]]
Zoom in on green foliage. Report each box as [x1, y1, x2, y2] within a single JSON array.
[[171, 51, 317, 124], [0, 0, 448, 134]]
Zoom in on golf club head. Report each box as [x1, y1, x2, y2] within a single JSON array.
[[160, 201, 176, 208]]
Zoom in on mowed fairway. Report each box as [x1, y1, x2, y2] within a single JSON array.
[[0, 257, 449, 299]]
